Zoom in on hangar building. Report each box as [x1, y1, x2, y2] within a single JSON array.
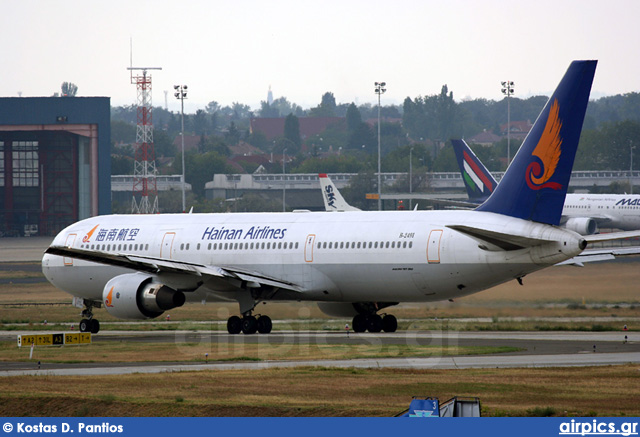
[[0, 97, 110, 236]]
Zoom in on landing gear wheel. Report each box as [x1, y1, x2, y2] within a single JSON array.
[[89, 319, 100, 334], [227, 316, 242, 334], [367, 314, 383, 333], [352, 314, 367, 333], [241, 315, 258, 334], [257, 315, 272, 334], [381, 314, 397, 333], [79, 319, 90, 333]]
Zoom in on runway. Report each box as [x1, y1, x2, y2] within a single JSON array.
[[1, 330, 638, 377]]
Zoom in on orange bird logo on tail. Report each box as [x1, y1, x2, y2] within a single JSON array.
[[526, 99, 563, 190]]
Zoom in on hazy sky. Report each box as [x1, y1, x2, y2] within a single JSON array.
[[4, 0, 639, 113]]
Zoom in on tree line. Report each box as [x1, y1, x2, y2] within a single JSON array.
[[110, 87, 640, 212]]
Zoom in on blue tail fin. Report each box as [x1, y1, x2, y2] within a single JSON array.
[[476, 60, 597, 225], [451, 139, 498, 203]]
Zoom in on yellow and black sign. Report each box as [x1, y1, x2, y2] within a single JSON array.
[[366, 193, 380, 200], [17, 333, 91, 347]]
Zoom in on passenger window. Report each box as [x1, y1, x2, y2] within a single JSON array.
[[357, 242, 361, 249], [197, 243, 201, 250], [391, 242, 395, 249], [409, 241, 413, 248], [186, 243, 190, 250], [385, 242, 390, 248], [340, 242, 344, 249], [295, 242, 299, 249], [351, 242, 355, 249], [278, 242, 282, 249], [374, 242, 378, 249], [267, 242, 271, 249], [224, 243, 228, 250], [208, 243, 211, 250]]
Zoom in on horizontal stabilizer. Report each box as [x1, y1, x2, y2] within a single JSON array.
[[447, 225, 554, 251]]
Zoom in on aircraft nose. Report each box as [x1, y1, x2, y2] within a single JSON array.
[[41, 253, 55, 283]]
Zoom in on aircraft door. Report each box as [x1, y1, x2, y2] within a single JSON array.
[[63, 234, 77, 266], [161, 232, 176, 259], [427, 229, 443, 264], [304, 234, 316, 263]]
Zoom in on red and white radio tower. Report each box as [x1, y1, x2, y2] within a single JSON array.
[[128, 66, 161, 214]]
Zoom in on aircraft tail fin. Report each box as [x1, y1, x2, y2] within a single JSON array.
[[318, 173, 361, 211], [451, 139, 498, 203], [476, 60, 597, 225]]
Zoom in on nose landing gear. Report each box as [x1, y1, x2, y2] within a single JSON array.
[[78, 301, 100, 333]]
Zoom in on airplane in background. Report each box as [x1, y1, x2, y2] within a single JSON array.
[[44, 60, 636, 336], [318, 173, 361, 211], [452, 138, 640, 235]]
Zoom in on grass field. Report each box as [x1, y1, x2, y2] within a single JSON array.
[[0, 339, 521, 363], [0, 365, 638, 417]]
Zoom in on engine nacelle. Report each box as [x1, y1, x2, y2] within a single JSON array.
[[102, 273, 186, 320], [564, 217, 598, 235]]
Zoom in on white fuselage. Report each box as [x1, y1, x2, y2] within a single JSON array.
[[563, 194, 640, 231], [42, 210, 584, 307]]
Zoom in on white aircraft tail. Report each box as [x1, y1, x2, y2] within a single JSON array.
[[318, 173, 361, 211]]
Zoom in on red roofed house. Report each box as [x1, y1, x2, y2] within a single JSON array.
[[250, 117, 346, 141], [500, 120, 533, 141]]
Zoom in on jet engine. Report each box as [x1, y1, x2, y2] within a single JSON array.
[[564, 217, 598, 235], [102, 272, 186, 320]]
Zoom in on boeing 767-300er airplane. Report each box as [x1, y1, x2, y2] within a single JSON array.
[[43, 60, 634, 335]]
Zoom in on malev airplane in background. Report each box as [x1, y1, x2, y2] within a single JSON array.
[[44, 60, 633, 336], [452, 138, 640, 235]]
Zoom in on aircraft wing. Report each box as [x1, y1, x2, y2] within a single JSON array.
[[583, 230, 640, 243], [44, 245, 303, 292]]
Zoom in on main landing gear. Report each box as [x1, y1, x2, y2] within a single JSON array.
[[352, 313, 397, 333], [227, 313, 272, 334], [79, 301, 100, 334]]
